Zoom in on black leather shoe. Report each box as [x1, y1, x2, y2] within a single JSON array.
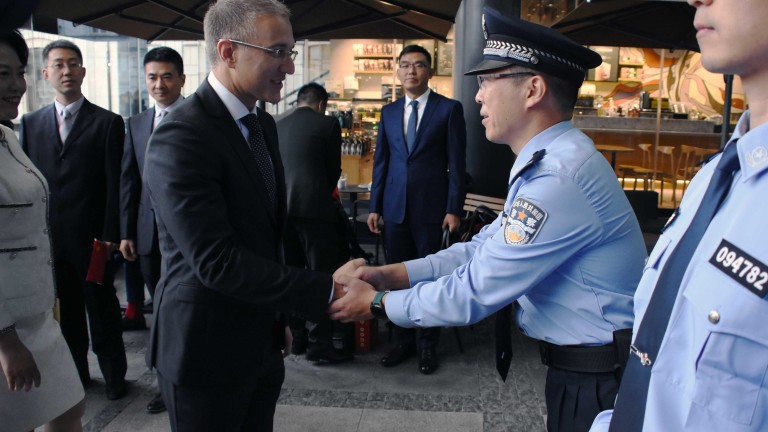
[[105, 379, 127, 400], [306, 346, 353, 364], [380, 344, 416, 368], [146, 392, 166, 414], [122, 314, 147, 331], [419, 347, 438, 375]]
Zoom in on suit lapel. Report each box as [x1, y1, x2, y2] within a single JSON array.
[[197, 81, 278, 225], [61, 99, 93, 156], [136, 108, 155, 171], [411, 92, 440, 156], [390, 98, 409, 157], [41, 105, 63, 155]]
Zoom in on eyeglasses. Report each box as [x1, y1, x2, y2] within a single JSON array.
[[398, 62, 429, 70], [476, 72, 535, 89], [223, 39, 298, 61], [47, 62, 83, 72]]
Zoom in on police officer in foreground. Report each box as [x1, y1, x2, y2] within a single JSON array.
[[330, 7, 647, 432], [590, 0, 768, 430]]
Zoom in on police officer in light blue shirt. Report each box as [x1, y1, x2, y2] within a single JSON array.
[[591, 1, 768, 430], [330, 7, 647, 432]]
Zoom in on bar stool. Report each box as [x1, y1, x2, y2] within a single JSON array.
[[618, 144, 674, 206], [654, 145, 676, 206], [675, 144, 715, 205]]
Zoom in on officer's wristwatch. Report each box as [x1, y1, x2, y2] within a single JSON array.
[[370, 291, 389, 319]]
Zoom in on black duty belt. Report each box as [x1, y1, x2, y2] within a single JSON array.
[[538, 341, 618, 374]]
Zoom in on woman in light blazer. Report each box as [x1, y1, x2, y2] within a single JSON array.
[[0, 29, 85, 432]]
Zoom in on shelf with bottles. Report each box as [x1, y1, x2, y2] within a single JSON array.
[[328, 102, 382, 134], [341, 131, 374, 156], [353, 42, 402, 58], [353, 58, 396, 73]]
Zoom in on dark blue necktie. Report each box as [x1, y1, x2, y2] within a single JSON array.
[[495, 149, 546, 382], [241, 113, 277, 210], [406, 100, 418, 154], [609, 142, 740, 431]]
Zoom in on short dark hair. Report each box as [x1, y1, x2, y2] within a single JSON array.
[[0, 30, 28, 67], [297, 82, 328, 105], [144, 46, 184, 76], [43, 39, 83, 64], [398, 44, 432, 69], [539, 71, 578, 117]]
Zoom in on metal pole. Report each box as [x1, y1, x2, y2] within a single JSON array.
[[653, 48, 665, 180], [721, 74, 734, 149]]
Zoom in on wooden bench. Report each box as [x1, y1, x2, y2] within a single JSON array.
[[463, 193, 505, 214]]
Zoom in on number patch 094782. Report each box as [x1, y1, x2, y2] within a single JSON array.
[[709, 239, 768, 297]]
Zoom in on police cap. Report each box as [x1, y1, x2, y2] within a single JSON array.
[[465, 6, 602, 88]]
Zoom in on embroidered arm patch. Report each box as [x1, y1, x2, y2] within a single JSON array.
[[503, 198, 547, 245]]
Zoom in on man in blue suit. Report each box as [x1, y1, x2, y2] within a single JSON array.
[[367, 45, 466, 375], [119, 46, 186, 415]]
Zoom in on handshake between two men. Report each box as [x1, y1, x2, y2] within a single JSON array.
[[329, 258, 406, 323]]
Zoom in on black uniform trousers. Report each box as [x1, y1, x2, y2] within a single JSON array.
[[545, 367, 618, 432], [56, 258, 127, 386]]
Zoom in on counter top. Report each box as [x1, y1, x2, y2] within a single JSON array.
[[573, 115, 716, 134]]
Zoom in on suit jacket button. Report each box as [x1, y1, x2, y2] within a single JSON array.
[[42, 197, 47, 203], [9, 253, 17, 260]]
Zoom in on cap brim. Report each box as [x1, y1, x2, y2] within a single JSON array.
[[464, 59, 514, 76]]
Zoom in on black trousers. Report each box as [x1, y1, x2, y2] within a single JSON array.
[[383, 219, 443, 349], [158, 350, 285, 432], [138, 239, 162, 300], [544, 367, 619, 432], [56, 259, 127, 385], [284, 217, 351, 349]]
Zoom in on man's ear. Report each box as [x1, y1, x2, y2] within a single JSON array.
[[217, 39, 237, 67], [524, 75, 547, 109]]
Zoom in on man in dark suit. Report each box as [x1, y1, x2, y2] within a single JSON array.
[[20, 39, 127, 400], [144, 0, 337, 429], [119, 46, 186, 415], [119, 47, 185, 329], [277, 83, 352, 363], [367, 45, 467, 375]]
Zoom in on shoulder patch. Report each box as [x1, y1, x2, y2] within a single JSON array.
[[503, 198, 547, 245]]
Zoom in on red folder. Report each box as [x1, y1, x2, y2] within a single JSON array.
[[85, 239, 109, 285]]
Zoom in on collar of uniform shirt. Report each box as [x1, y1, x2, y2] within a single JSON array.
[[508, 120, 571, 185]]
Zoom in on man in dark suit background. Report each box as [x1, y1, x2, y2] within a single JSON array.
[[119, 46, 186, 415], [119, 47, 185, 330], [367, 45, 467, 375], [20, 40, 127, 400], [144, 0, 338, 429], [277, 82, 352, 363]]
